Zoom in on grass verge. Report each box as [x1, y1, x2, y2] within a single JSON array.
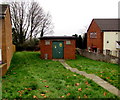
[[66, 55, 120, 90], [2, 52, 119, 99]]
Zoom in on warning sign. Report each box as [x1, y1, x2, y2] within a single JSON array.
[[59, 43, 62, 47]]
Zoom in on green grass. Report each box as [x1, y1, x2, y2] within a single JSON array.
[[66, 55, 120, 90], [2, 52, 119, 99]]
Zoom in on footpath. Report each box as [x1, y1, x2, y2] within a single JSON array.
[[59, 60, 120, 97]]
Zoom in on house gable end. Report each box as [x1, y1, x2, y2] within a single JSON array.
[[87, 19, 103, 52], [87, 19, 102, 33]]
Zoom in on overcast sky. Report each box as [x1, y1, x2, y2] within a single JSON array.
[[1, 0, 120, 36]]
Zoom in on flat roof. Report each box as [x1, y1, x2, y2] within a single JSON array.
[[39, 36, 77, 40]]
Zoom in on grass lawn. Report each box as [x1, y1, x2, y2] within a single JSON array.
[[2, 52, 119, 99], [66, 55, 120, 90]]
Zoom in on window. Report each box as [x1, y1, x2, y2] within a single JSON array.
[[45, 40, 50, 45], [90, 32, 97, 38], [66, 40, 71, 45]]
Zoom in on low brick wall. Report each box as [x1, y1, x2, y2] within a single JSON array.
[[13, 44, 16, 53], [0, 63, 7, 77], [76, 48, 119, 64]]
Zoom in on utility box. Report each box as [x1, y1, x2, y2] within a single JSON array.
[[39, 36, 77, 59], [44, 54, 48, 59]]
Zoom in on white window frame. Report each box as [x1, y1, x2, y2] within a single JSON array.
[[90, 32, 97, 38], [66, 40, 71, 45], [45, 40, 50, 45]]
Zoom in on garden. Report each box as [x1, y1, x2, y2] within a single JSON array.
[[2, 52, 119, 99], [67, 55, 120, 90]]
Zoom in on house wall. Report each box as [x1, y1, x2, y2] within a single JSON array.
[[118, 32, 120, 41], [0, 19, 2, 62], [40, 40, 52, 59], [103, 32, 119, 50], [0, 15, 7, 77], [40, 39, 76, 59], [103, 32, 120, 56], [64, 40, 76, 59], [4, 7, 13, 69], [87, 20, 103, 52], [1, 18, 6, 64], [0, 6, 15, 76]]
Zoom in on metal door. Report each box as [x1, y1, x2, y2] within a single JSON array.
[[52, 41, 64, 59]]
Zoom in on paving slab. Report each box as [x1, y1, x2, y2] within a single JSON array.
[[70, 68, 79, 72], [75, 70, 87, 75], [59, 60, 120, 97], [84, 74, 97, 79]]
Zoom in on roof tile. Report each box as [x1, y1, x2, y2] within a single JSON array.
[[94, 19, 120, 31]]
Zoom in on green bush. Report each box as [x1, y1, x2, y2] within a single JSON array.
[[16, 38, 40, 51]]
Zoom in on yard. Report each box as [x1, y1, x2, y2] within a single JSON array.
[[67, 55, 120, 90], [2, 52, 119, 99]]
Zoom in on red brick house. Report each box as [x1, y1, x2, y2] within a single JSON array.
[[40, 36, 76, 59], [0, 4, 15, 76], [87, 19, 120, 56]]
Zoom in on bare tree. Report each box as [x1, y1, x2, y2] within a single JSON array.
[[10, 2, 29, 44], [10, 1, 54, 47], [40, 12, 54, 37], [80, 25, 89, 36], [28, 2, 45, 40]]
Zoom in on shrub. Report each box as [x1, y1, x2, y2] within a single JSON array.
[[16, 38, 40, 51]]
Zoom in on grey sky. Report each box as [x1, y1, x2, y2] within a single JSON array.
[[1, 0, 120, 36], [37, 0, 119, 36]]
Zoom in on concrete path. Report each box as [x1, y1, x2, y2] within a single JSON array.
[[59, 60, 120, 97]]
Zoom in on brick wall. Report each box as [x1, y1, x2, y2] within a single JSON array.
[[0, 7, 14, 76], [64, 40, 76, 59], [2, 18, 6, 64], [40, 40, 52, 59], [76, 48, 119, 64], [4, 7, 14, 69], [0, 20, 2, 49], [40, 39, 76, 59]]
